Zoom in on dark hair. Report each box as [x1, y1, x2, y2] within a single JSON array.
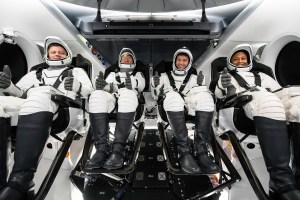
[[231, 50, 250, 63], [176, 53, 190, 62]]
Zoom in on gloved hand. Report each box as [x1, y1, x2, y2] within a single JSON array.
[[197, 71, 204, 86], [125, 72, 132, 90], [0, 65, 12, 89], [95, 71, 108, 90], [64, 70, 81, 93], [221, 68, 232, 88], [153, 71, 160, 87]]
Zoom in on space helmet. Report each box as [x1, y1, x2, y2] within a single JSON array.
[[118, 48, 136, 72], [44, 36, 72, 66], [172, 47, 193, 75], [227, 44, 253, 72]]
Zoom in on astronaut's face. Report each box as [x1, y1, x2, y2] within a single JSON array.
[[230, 51, 248, 68], [120, 54, 134, 64], [48, 45, 67, 60], [176, 55, 189, 70]]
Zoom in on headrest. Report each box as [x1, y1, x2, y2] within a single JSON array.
[[154, 60, 197, 75]]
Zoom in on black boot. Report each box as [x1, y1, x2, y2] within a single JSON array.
[[103, 112, 135, 170], [0, 118, 11, 190], [85, 113, 110, 169], [291, 122, 300, 186], [195, 111, 221, 174], [0, 112, 53, 200], [254, 116, 300, 199], [167, 111, 201, 175]]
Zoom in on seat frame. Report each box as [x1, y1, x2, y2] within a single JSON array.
[[1, 54, 92, 199]]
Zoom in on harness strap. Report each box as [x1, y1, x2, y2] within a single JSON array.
[[52, 67, 74, 89], [230, 71, 261, 90], [252, 71, 261, 86], [166, 70, 192, 95], [35, 66, 74, 89]]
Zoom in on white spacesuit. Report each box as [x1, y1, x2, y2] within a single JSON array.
[[152, 47, 220, 175], [0, 36, 93, 200], [86, 48, 145, 170], [216, 44, 300, 199], [215, 45, 300, 123]]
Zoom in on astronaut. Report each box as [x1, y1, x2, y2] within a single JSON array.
[[152, 47, 220, 175], [216, 44, 300, 199], [86, 48, 145, 170], [0, 36, 93, 200]]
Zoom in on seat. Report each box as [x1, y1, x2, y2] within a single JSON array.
[[37, 54, 92, 159], [150, 60, 241, 199], [33, 54, 94, 199], [0, 54, 92, 199], [210, 57, 276, 200], [80, 60, 149, 175]]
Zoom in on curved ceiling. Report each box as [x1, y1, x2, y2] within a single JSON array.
[[59, 0, 244, 12]]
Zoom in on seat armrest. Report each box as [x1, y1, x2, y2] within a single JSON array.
[[217, 95, 252, 111], [51, 95, 83, 109]]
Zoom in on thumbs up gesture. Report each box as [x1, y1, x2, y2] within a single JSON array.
[[125, 72, 132, 90], [95, 71, 108, 90], [221, 68, 232, 88], [64, 70, 81, 93], [153, 71, 160, 87], [0, 65, 12, 89], [197, 71, 204, 86]]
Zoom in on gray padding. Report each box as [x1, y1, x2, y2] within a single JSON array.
[[105, 0, 138, 11], [164, 0, 198, 12], [138, 1, 165, 12]]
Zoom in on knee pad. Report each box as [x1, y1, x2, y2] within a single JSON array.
[[163, 91, 185, 112], [0, 96, 25, 118], [89, 90, 116, 113], [288, 105, 300, 122], [118, 88, 138, 112], [285, 96, 300, 122], [19, 92, 58, 115], [245, 91, 286, 121], [192, 92, 214, 112]]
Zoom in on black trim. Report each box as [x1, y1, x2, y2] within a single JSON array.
[[79, 21, 225, 39]]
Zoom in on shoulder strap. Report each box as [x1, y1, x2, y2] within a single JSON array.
[[230, 71, 261, 89], [179, 72, 192, 93], [52, 66, 74, 89], [166, 71, 177, 92], [166, 71, 193, 94], [252, 71, 261, 86], [131, 71, 137, 76], [36, 67, 43, 82], [230, 71, 251, 90]]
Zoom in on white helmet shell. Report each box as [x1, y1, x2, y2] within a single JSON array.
[[118, 48, 136, 72], [44, 36, 72, 66], [227, 44, 253, 72], [172, 47, 193, 75]]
